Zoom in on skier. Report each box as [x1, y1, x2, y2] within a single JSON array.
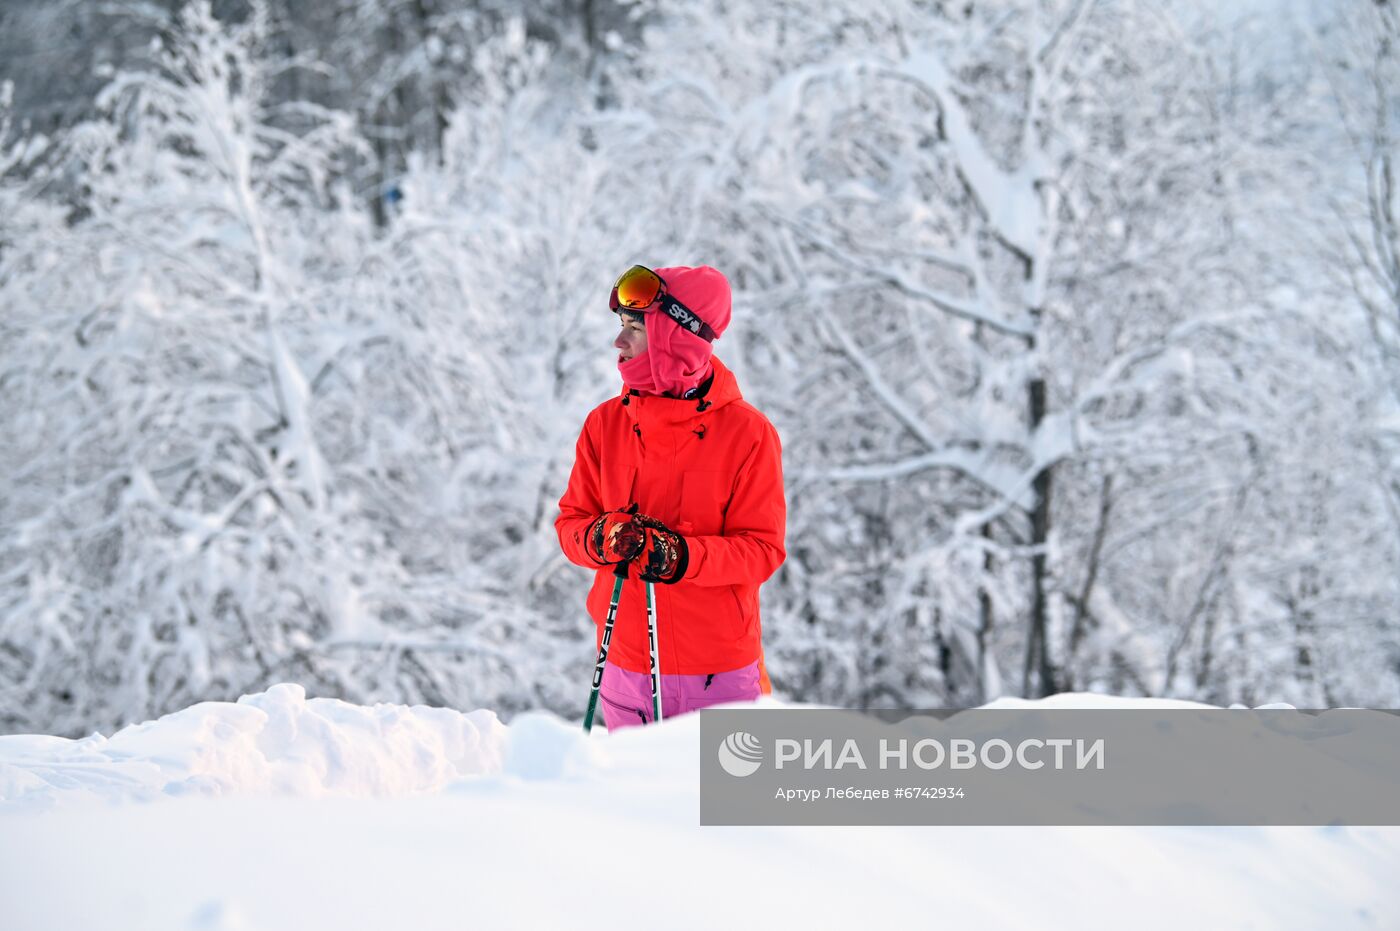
[[556, 265, 786, 731]]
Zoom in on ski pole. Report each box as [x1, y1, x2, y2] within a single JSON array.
[[646, 578, 662, 724], [583, 561, 628, 733]]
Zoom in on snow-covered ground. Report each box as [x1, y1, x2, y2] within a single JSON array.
[[2, 684, 1397, 930]]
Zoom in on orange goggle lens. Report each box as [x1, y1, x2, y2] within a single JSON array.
[[612, 265, 664, 309]]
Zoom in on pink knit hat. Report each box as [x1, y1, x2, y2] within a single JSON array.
[[617, 265, 732, 398]]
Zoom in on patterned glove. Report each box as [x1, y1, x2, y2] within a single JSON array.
[[633, 513, 689, 584], [587, 506, 644, 565]]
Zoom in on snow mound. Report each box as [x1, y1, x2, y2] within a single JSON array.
[[0, 683, 515, 808]]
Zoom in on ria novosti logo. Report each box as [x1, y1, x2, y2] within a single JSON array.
[[718, 731, 764, 776], [715, 731, 1108, 778]]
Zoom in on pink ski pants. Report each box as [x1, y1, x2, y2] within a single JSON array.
[[599, 659, 762, 731]]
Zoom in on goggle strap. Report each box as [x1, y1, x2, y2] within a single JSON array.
[[659, 294, 717, 342]]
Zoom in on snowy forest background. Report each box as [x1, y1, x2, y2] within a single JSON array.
[[1, 0, 1397, 738]]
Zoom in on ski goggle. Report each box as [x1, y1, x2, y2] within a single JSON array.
[[609, 265, 718, 342]]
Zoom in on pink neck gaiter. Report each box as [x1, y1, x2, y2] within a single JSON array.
[[619, 351, 713, 398]]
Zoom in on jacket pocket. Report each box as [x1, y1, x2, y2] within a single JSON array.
[[680, 469, 728, 535], [668, 584, 752, 672]]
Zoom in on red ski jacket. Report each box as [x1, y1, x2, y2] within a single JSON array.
[[556, 356, 785, 691]]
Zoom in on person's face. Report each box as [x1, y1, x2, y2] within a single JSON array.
[[614, 312, 648, 362]]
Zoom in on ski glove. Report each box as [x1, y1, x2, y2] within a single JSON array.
[[587, 506, 644, 565], [633, 513, 689, 584]]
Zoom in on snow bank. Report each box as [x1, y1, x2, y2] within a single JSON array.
[[0, 683, 520, 808]]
